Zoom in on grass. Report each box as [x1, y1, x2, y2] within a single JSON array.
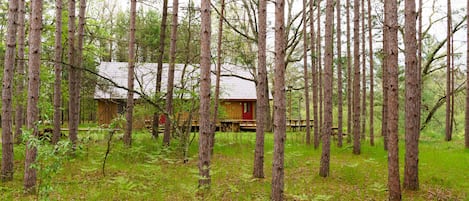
[[1, 129, 468, 200]]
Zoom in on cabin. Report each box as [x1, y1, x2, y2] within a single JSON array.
[[94, 62, 265, 131]]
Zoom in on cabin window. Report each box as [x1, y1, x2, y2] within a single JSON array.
[[244, 102, 250, 113]]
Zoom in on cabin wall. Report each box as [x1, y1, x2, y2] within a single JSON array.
[[221, 101, 256, 120], [97, 100, 118, 125]]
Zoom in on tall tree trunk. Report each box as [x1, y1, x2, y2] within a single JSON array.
[[445, 0, 452, 141], [303, 0, 311, 145], [271, 0, 286, 199], [465, 0, 469, 149], [14, 0, 26, 144], [361, 0, 366, 141], [211, 0, 225, 153], [346, 0, 352, 144], [318, 0, 323, 137], [352, 0, 361, 155], [336, 0, 343, 147], [253, 0, 267, 178], [1, 0, 18, 182], [124, 0, 136, 147], [68, 0, 77, 149], [382, 0, 389, 150], [52, 0, 63, 144], [152, 0, 169, 138], [198, 0, 212, 187], [24, 0, 42, 193], [386, 0, 402, 199], [163, 0, 179, 146], [367, 0, 374, 146], [320, 0, 334, 177], [311, 0, 319, 150], [404, 0, 420, 191]]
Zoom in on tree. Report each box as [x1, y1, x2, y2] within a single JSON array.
[[353, 0, 361, 155], [163, 0, 179, 146], [311, 0, 319, 149], [336, 0, 343, 147], [466, 0, 469, 149], [303, 0, 311, 145], [152, 0, 169, 138], [1, 0, 18, 182], [253, 0, 267, 178], [68, 0, 77, 148], [52, 0, 64, 144], [24, 0, 43, 193], [316, 0, 322, 149], [14, 0, 26, 144], [198, 0, 212, 187], [124, 0, 137, 147], [271, 0, 286, 199], [404, 0, 420, 191], [320, 0, 334, 177], [361, 0, 366, 141], [367, 0, 374, 146], [445, 0, 453, 141], [346, 0, 352, 144], [385, 0, 402, 199], [382, 0, 389, 151]]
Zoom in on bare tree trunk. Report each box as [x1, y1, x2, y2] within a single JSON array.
[[303, 0, 311, 145], [320, 0, 334, 178], [361, 0, 366, 141], [271, 0, 286, 199], [152, 0, 169, 138], [211, 0, 225, 153], [353, 0, 361, 155], [14, 0, 26, 144], [68, 0, 78, 149], [311, 0, 319, 149], [386, 0, 402, 199], [445, 0, 452, 141], [346, 0, 352, 144], [124, 0, 136, 147], [52, 0, 63, 144], [318, 0, 323, 137], [404, 0, 420, 191], [253, 0, 267, 178], [24, 0, 42, 193], [367, 0, 374, 146], [163, 0, 179, 146], [382, 0, 389, 150], [1, 0, 18, 182], [336, 0, 343, 147], [198, 0, 212, 187], [466, 0, 469, 149]]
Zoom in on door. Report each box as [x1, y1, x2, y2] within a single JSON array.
[[242, 102, 253, 120]]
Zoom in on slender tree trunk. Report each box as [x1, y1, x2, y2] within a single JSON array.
[[353, 0, 361, 155], [318, 0, 323, 137], [152, 0, 169, 138], [320, 0, 334, 177], [198, 0, 212, 187], [346, 0, 352, 144], [311, 0, 319, 150], [210, 0, 225, 153], [163, 0, 179, 146], [382, 0, 389, 150], [361, 0, 366, 141], [253, 0, 267, 178], [271, 0, 286, 199], [367, 0, 374, 146], [303, 0, 311, 145], [465, 0, 469, 149], [124, 0, 136, 147], [386, 0, 402, 199], [68, 0, 78, 149], [24, 0, 42, 193], [52, 0, 63, 144], [337, 0, 343, 147], [445, 0, 452, 141], [14, 0, 26, 144], [1, 0, 18, 182], [404, 0, 420, 191]]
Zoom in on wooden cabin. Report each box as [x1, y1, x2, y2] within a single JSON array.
[[94, 62, 266, 130]]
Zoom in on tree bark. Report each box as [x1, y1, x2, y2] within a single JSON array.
[[1, 0, 18, 182], [68, 0, 78, 149], [386, 0, 402, 199], [346, 0, 352, 144], [404, 0, 420, 191], [271, 0, 286, 199], [198, 0, 212, 187], [382, 0, 389, 150], [52, 0, 63, 144], [14, 0, 26, 144], [24, 0, 42, 193], [320, 0, 334, 177], [466, 0, 469, 149], [303, 0, 311, 145], [253, 0, 267, 178], [445, 0, 452, 141], [124, 0, 137, 147], [367, 0, 374, 146], [318, 0, 323, 138], [311, 0, 319, 150], [337, 0, 343, 147], [353, 0, 361, 155], [152, 0, 169, 138], [361, 0, 366, 141]]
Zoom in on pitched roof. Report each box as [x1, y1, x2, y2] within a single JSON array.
[[94, 62, 261, 100]]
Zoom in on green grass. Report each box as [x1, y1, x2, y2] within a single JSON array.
[[1, 130, 468, 200]]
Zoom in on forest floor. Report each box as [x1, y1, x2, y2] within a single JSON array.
[[1, 129, 468, 200]]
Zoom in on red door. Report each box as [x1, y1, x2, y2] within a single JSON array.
[[242, 102, 253, 120]]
